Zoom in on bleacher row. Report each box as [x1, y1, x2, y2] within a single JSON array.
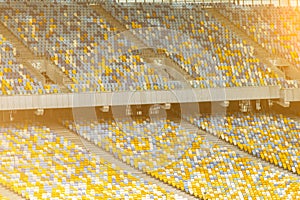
[[218, 4, 300, 69], [0, 2, 299, 95], [189, 113, 300, 175], [103, 2, 299, 89], [0, 1, 181, 93], [0, 125, 178, 199], [0, 194, 9, 200], [0, 34, 60, 95], [65, 118, 300, 199]]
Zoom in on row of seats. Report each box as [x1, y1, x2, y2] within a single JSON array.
[[189, 113, 300, 175], [65, 119, 197, 172], [2, 1, 298, 91], [0, 194, 9, 200], [103, 2, 299, 89], [219, 4, 300, 69], [0, 34, 60, 95], [0, 2, 181, 92], [65, 118, 300, 199], [0, 124, 177, 199]]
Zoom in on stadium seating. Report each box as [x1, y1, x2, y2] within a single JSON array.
[[1, 1, 300, 199], [189, 113, 300, 175], [0, 2, 181, 92], [65, 119, 197, 172], [219, 4, 300, 69], [1, 1, 297, 91], [0, 125, 176, 199], [65, 118, 300, 199], [103, 2, 298, 89], [0, 194, 9, 200], [0, 34, 60, 95]]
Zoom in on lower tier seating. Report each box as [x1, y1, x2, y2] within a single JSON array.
[[0, 125, 176, 199], [189, 113, 300, 175], [0, 194, 9, 200], [65, 118, 300, 199]]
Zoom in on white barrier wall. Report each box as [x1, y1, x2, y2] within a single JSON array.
[[0, 86, 281, 110], [114, 0, 299, 6], [1, 0, 298, 6]]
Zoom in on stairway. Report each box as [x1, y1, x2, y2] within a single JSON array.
[[44, 62, 73, 93], [0, 22, 72, 92], [0, 185, 24, 200], [183, 120, 300, 179], [90, 4, 147, 50], [49, 123, 197, 200], [91, 4, 195, 87], [0, 22, 45, 84], [142, 55, 191, 88], [163, 55, 194, 82], [50, 125, 89, 151], [90, 5, 127, 32], [206, 8, 289, 79]]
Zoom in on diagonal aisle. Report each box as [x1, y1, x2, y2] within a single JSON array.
[[51, 123, 198, 200]]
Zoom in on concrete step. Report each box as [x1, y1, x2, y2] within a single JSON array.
[[45, 62, 73, 90], [90, 5, 148, 50], [0, 21, 72, 91], [50, 126, 88, 150], [90, 5, 127, 32], [0, 185, 24, 200], [22, 62, 46, 84], [59, 85, 71, 93], [0, 22, 46, 84], [142, 55, 191, 87], [143, 54, 193, 84]]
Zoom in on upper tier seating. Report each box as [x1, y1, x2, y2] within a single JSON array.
[[189, 113, 300, 175], [0, 2, 181, 92], [103, 2, 298, 89], [65, 118, 300, 199], [219, 5, 300, 69], [0, 34, 60, 95], [0, 125, 176, 199]]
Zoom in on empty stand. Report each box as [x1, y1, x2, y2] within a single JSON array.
[[206, 8, 286, 78], [65, 118, 300, 199], [183, 118, 299, 176], [218, 4, 300, 81], [50, 123, 193, 200], [0, 22, 45, 83], [102, 2, 299, 89], [1, 1, 300, 199], [189, 113, 300, 175], [0, 34, 60, 95], [0, 124, 178, 199], [94, 5, 184, 91], [0, 2, 181, 93]]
